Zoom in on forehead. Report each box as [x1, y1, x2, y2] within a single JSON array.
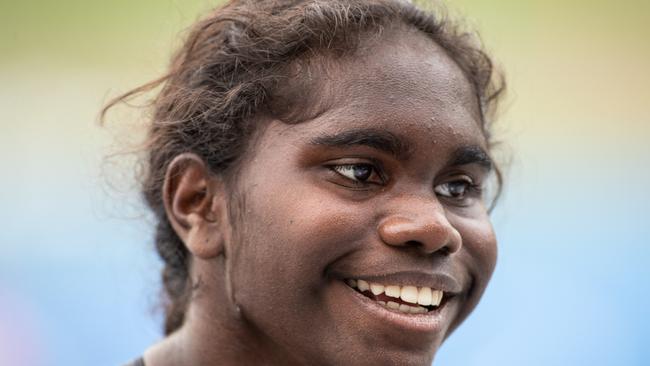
[[283, 26, 486, 146], [334, 26, 481, 122], [258, 25, 487, 159]]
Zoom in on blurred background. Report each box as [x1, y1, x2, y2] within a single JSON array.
[[1, 0, 648, 365]]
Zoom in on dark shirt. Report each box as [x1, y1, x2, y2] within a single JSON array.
[[122, 357, 145, 366]]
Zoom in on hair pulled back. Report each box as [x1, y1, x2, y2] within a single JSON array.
[[103, 0, 505, 335]]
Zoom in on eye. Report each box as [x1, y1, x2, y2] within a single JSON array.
[[434, 179, 475, 199], [331, 163, 383, 185]]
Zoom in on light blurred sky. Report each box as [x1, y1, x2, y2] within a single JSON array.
[[1, 1, 649, 365]]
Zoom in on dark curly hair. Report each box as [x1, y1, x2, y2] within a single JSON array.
[[102, 0, 505, 335]]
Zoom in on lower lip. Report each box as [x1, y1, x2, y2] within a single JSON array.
[[333, 280, 456, 334]]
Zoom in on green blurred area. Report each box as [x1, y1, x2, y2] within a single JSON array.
[[0, 0, 214, 69], [1, 0, 648, 148], [2, 0, 649, 69]]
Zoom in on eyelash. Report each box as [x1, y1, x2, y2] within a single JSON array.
[[329, 162, 482, 200], [434, 178, 483, 201], [329, 163, 385, 187], [329, 163, 485, 207]]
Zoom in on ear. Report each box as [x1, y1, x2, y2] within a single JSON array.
[[163, 153, 227, 259]]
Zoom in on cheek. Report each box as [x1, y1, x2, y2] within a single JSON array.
[[236, 185, 369, 274], [227, 178, 371, 337], [445, 214, 497, 334], [455, 214, 498, 285]]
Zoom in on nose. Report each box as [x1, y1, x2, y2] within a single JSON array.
[[377, 196, 462, 255]]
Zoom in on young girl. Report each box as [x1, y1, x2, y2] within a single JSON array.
[[107, 0, 505, 364]]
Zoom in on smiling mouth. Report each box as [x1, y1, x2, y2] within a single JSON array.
[[345, 279, 450, 315]]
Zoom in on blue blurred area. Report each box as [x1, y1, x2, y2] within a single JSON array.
[[438, 149, 650, 365], [0, 151, 161, 364]]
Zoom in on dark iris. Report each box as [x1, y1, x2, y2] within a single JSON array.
[[353, 164, 372, 181], [448, 181, 469, 197]]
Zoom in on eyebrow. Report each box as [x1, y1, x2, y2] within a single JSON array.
[[309, 128, 493, 169], [448, 145, 493, 170], [309, 128, 412, 160]]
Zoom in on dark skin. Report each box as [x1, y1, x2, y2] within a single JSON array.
[[145, 26, 497, 366]]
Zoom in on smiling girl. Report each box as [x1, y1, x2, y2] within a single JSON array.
[[107, 0, 505, 365]]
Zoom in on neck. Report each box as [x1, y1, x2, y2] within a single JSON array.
[[144, 256, 304, 366]]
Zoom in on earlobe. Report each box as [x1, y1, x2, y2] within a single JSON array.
[[186, 212, 224, 259], [163, 154, 227, 259]]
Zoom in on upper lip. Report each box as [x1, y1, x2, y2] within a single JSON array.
[[334, 271, 463, 294]]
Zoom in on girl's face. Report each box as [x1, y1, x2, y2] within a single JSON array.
[[225, 30, 497, 365]]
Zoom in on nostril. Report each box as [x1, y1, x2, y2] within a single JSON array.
[[378, 215, 461, 254], [405, 240, 452, 255]]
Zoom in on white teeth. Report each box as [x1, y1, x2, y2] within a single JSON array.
[[400, 286, 419, 304], [418, 287, 432, 306], [345, 279, 445, 310], [370, 283, 385, 295], [385, 285, 401, 298], [432, 290, 443, 306], [390, 303, 428, 314], [357, 279, 370, 292], [386, 301, 400, 309], [410, 305, 427, 314], [372, 300, 428, 314]]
